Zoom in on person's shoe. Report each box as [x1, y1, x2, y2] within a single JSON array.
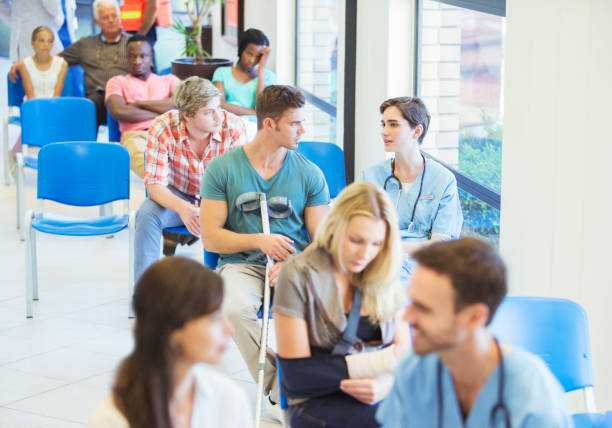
[[162, 230, 179, 256], [264, 397, 284, 423]]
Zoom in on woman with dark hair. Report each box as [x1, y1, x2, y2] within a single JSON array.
[[212, 28, 275, 120], [89, 257, 252, 428], [360, 97, 463, 284]]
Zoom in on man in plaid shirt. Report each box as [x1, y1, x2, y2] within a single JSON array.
[[134, 76, 247, 282]]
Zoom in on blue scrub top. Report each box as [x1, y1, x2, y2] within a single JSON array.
[[360, 157, 463, 279], [377, 348, 574, 428]]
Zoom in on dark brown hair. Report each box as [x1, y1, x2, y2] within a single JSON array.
[[412, 238, 507, 324], [255, 85, 305, 129], [112, 257, 224, 428], [31, 26, 54, 42], [380, 97, 430, 143]]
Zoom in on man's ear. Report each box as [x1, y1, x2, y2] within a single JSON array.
[[262, 117, 275, 130], [464, 302, 490, 329]]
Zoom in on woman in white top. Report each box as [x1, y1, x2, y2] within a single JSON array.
[[9, 26, 68, 169], [89, 257, 253, 428]]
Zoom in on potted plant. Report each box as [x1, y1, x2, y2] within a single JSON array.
[[171, 0, 232, 80]]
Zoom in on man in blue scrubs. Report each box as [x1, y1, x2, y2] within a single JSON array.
[[377, 238, 573, 428]]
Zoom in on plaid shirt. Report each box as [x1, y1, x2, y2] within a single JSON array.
[[144, 109, 247, 196]]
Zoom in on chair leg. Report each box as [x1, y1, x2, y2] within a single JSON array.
[[3, 115, 12, 186], [16, 153, 24, 239], [24, 211, 34, 318], [31, 226, 39, 300], [584, 386, 598, 414], [128, 211, 135, 319]]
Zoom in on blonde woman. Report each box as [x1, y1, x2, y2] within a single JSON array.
[[273, 181, 412, 428]]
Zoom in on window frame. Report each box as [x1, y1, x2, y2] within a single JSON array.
[[414, 0, 504, 210]]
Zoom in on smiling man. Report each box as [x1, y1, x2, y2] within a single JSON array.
[[105, 34, 179, 178], [376, 238, 573, 428], [199, 85, 330, 419], [134, 76, 246, 283]]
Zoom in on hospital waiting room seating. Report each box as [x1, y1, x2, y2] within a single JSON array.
[[4, 66, 86, 185], [490, 296, 608, 427], [16, 97, 97, 240], [24, 142, 135, 318]]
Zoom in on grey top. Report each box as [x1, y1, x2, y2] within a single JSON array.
[[59, 33, 130, 94], [273, 246, 396, 353]]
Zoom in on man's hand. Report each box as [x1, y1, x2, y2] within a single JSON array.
[[9, 61, 22, 83], [178, 199, 200, 236], [258, 234, 295, 262], [339, 375, 394, 405], [258, 46, 271, 72], [268, 262, 283, 287]]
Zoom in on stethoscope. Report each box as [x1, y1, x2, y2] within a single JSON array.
[[383, 153, 426, 233], [437, 338, 511, 428]]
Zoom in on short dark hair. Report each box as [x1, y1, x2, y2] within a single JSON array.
[[238, 28, 270, 58], [412, 238, 507, 324], [126, 34, 152, 50], [255, 85, 305, 129], [380, 97, 430, 143]]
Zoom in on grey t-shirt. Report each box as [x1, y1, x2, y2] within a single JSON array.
[[200, 147, 330, 267], [273, 246, 396, 352]]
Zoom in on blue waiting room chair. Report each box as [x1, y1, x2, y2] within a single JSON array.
[[16, 97, 97, 240], [490, 297, 603, 426], [4, 66, 86, 186], [296, 141, 347, 198], [24, 142, 135, 318]]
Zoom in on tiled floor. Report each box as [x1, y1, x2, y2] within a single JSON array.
[[0, 57, 281, 427]]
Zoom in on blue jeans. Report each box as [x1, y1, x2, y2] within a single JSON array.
[[134, 186, 196, 282], [289, 392, 380, 428]]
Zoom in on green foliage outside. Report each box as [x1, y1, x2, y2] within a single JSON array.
[[458, 110, 502, 245]]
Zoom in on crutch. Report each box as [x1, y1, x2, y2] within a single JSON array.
[[255, 192, 274, 428]]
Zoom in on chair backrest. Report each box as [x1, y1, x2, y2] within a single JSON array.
[[158, 66, 172, 75], [61, 65, 86, 97], [37, 142, 130, 206], [21, 97, 97, 147], [489, 296, 594, 393], [7, 72, 25, 108], [107, 108, 122, 142], [297, 141, 346, 199]]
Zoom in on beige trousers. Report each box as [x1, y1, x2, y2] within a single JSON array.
[[120, 130, 148, 178]]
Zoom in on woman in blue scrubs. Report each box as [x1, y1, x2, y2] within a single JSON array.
[[360, 97, 463, 283]]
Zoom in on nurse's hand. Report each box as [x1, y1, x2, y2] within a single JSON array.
[[339, 374, 394, 405]]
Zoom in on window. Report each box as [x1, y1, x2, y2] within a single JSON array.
[[416, 0, 505, 244], [295, 0, 339, 144]]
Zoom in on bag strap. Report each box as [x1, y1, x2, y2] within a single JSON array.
[[332, 288, 363, 355]]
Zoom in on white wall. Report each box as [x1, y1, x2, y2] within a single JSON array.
[[354, 0, 415, 177], [500, 0, 612, 410]]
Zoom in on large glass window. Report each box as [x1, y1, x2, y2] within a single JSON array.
[[296, 0, 339, 144], [417, 0, 505, 244]]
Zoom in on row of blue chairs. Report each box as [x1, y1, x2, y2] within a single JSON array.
[[3, 67, 87, 186]]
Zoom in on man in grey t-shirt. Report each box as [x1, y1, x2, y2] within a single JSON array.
[[200, 85, 330, 414]]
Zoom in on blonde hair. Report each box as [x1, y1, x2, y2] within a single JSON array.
[[174, 76, 220, 119], [315, 181, 403, 323]]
